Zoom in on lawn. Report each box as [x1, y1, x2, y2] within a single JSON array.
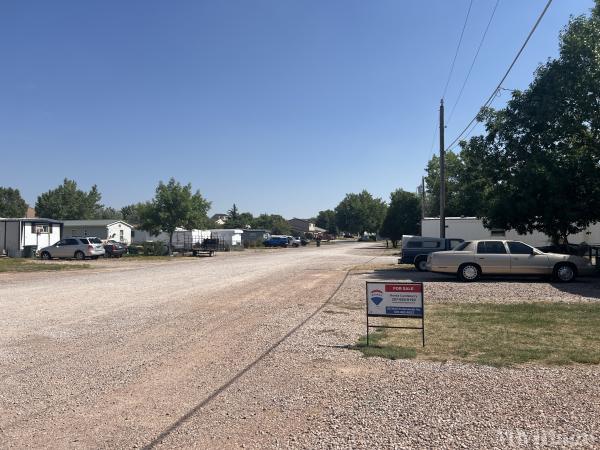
[[355, 302, 600, 367], [0, 258, 91, 273]]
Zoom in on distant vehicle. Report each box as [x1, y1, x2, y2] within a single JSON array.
[[300, 237, 310, 246], [287, 236, 301, 247], [427, 240, 596, 282], [39, 237, 106, 260], [399, 235, 464, 271], [343, 233, 354, 239], [358, 235, 372, 242], [103, 240, 127, 258], [263, 236, 288, 248]]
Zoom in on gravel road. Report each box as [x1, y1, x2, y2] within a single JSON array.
[[0, 243, 598, 449]]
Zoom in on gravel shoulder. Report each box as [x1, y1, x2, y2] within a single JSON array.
[[0, 243, 598, 448]]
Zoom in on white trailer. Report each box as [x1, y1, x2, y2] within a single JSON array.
[[208, 229, 243, 248], [0, 218, 63, 257], [422, 217, 600, 247]]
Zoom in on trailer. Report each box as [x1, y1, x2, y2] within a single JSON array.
[[191, 238, 220, 257]]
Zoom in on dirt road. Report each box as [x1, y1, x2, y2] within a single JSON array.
[[0, 243, 598, 449]]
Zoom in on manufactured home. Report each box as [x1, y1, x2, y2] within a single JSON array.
[[0, 218, 63, 257], [422, 217, 600, 247], [62, 220, 133, 244]]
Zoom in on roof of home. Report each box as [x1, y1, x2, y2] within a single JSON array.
[[0, 217, 63, 224], [62, 219, 133, 227]]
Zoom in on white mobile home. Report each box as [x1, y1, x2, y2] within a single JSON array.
[[422, 217, 600, 247], [0, 218, 63, 257], [62, 220, 133, 244]]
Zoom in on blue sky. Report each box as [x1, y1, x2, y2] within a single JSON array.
[[0, 0, 595, 218]]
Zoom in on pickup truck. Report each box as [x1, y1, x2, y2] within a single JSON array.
[[399, 235, 464, 271]]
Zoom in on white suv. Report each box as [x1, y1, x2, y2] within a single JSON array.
[[39, 237, 106, 260]]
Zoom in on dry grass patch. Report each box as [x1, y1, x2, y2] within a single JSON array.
[[0, 258, 91, 273], [354, 303, 600, 367]]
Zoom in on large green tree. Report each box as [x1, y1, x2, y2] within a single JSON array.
[[253, 214, 291, 235], [424, 151, 484, 218], [334, 190, 387, 234], [0, 187, 28, 217], [461, 3, 600, 243], [121, 203, 145, 225], [315, 209, 337, 234], [35, 179, 102, 220], [379, 189, 421, 248], [139, 178, 211, 250]]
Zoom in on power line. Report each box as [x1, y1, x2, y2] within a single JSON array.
[[441, 0, 474, 100], [447, 0, 500, 125], [445, 0, 554, 151]]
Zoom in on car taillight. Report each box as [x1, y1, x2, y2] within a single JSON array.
[[88, 245, 93, 252]]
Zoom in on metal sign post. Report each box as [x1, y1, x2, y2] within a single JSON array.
[[365, 281, 425, 347]]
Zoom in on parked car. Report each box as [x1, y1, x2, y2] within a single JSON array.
[[263, 236, 288, 248], [287, 236, 301, 247], [400, 235, 464, 271], [103, 240, 127, 258], [300, 237, 310, 246], [426, 240, 596, 282], [38, 237, 106, 260]]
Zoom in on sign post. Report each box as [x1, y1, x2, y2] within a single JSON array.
[[366, 281, 425, 347]]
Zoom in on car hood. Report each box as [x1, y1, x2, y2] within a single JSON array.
[[543, 252, 590, 265]]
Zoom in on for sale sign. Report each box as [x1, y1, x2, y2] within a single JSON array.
[[366, 282, 423, 318]]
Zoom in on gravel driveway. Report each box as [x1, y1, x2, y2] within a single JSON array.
[[0, 243, 598, 449]]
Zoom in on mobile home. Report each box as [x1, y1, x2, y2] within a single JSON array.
[[0, 218, 63, 257]]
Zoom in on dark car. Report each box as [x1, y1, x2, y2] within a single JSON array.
[[104, 240, 128, 257], [263, 236, 288, 248]]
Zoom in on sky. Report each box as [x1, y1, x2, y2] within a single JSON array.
[[0, 0, 595, 219]]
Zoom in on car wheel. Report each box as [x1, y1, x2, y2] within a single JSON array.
[[553, 263, 576, 282], [74, 251, 85, 260], [458, 263, 480, 282], [41, 251, 51, 260], [414, 258, 428, 272]]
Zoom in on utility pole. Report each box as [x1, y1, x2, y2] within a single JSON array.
[[421, 176, 425, 220], [439, 99, 446, 238]]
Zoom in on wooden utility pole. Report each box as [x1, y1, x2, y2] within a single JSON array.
[[439, 99, 446, 238], [421, 176, 426, 220]]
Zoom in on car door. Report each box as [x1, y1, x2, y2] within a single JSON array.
[[53, 239, 69, 257], [475, 241, 511, 274], [507, 241, 551, 275]]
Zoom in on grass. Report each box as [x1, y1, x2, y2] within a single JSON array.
[[0, 258, 91, 273], [354, 303, 600, 367]]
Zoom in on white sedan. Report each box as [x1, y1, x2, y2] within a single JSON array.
[[426, 240, 595, 282]]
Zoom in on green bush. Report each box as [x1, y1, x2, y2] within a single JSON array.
[[142, 241, 168, 256]]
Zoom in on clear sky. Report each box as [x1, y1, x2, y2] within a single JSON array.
[[0, 0, 595, 218]]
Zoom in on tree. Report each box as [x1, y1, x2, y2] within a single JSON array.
[[0, 187, 28, 217], [225, 205, 254, 229], [334, 190, 387, 234], [253, 214, 291, 235], [460, 3, 600, 243], [93, 207, 123, 220], [315, 209, 337, 234], [121, 203, 145, 225], [35, 179, 102, 220], [379, 190, 421, 247], [228, 204, 239, 222], [424, 151, 484, 218], [139, 178, 211, 251]]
